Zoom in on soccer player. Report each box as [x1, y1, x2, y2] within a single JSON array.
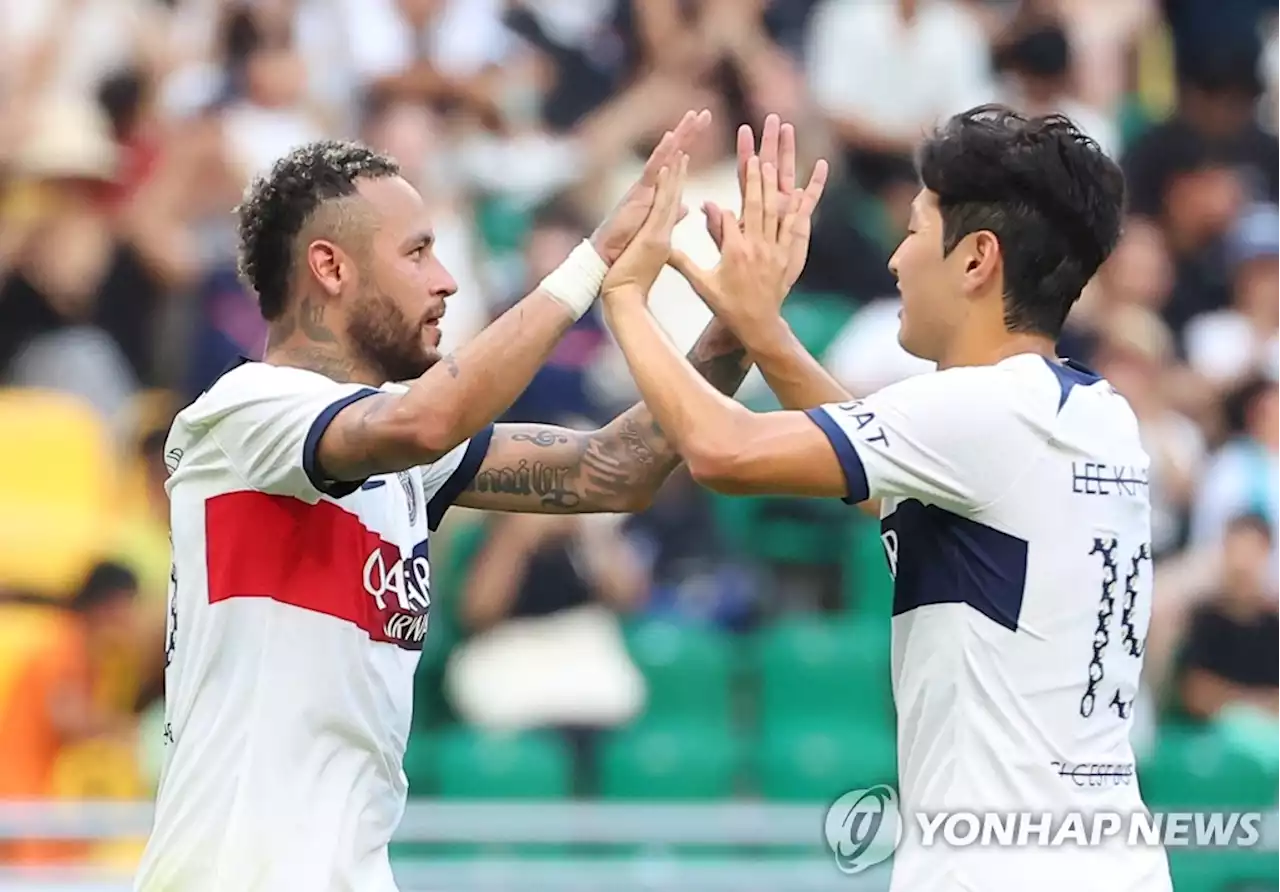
[[599, 107, 1173, 892], [134, 110, 822, 892]]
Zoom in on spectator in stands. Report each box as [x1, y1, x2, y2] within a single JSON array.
[[995, 19, 1119, 157], [1178, 514, 1279, 721], [337, 0, 511, 132], [1140, 127, 1250, 338], [1123, 43, 1278, 224], [1093, 305, 1205, 560], [445, 510, 647, 789], [1183, 202, 1280, 390], [0, 95, 193, 426], [1192, 376, 1280, 552], [805, 0, 995, 193], [0, 563, 140, 864], [219, 6, 327, 182], [497, 201, 614, 425]]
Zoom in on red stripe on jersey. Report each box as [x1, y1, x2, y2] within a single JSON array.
[[204, 491, 430, 650]]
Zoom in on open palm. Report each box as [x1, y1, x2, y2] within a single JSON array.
[[589, 110, 711, 265]]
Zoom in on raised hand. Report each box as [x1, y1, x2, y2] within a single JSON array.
[[600, 154, 690, 304], [670, 119, 828, 334], [589, 110, 711, 266], [700, 113, 826, 291]]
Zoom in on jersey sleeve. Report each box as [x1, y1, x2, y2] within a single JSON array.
[[422, 425, 494, 531], [803, 368, 1016, 511], [196, 365, 382, 503]]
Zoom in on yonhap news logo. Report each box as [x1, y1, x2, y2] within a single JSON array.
[[824, 785, 902, 874], [824, 785, 1271, 872]]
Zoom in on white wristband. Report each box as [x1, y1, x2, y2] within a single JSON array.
[[538, 240, 608, 320]]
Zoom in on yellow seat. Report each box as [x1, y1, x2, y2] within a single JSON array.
[[0, 389, 116, 598]]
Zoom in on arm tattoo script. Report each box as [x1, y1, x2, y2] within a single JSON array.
[[461, 321, 751, 513]]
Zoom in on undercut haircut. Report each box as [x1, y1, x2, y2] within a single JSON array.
[[918, 106, 1126, 338], [236, 140, 400, 320]]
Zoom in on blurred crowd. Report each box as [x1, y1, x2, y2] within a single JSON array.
[[0, 0, 1277, 869]]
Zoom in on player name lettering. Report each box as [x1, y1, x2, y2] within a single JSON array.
[[1071, 462, 1148, 497], [362, 549, 431, 613]]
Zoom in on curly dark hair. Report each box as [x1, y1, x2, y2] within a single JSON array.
[[917, 105, 1126, 338], [236, 140, 400, 320]]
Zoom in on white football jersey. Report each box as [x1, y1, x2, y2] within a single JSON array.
[[134, 360, 492, 892], [808, 354, 1173, 892]]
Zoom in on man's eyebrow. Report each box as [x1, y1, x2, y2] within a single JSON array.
[[399, 230, 435, 252]]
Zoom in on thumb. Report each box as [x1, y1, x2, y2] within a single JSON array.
[[703, 201, 725, 249], [667, 248, 710, 290]]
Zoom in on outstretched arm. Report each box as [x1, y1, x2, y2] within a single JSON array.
[[454, 321, 751, 513], [601, 297, 848, 498], [311, 112, 712, 486]]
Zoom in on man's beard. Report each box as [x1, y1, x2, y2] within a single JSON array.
[[346, 287, 438, 383]]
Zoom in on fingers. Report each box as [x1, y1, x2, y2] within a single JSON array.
[[644, 154, 688, 242], [759, 114, 781, 175], [671, 108, 712, 156], [668, 154, 690, 234], [779, 122, 797, 196], [704, 201, 725, 249], [640, 109, 708, 186], [762, 160, 779, 241], [736, 124, 753, 195], [777, 190, 804, 256], [796, 159, 830, 224], [743, 156, 764, 239], [640, 127, 678, 187]]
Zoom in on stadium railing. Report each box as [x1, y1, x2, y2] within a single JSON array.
[[0, 801, 1274, 892]]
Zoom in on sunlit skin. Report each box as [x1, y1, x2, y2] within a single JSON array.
[[268, 174, 459, 386], [889, 190, 1060, 370]]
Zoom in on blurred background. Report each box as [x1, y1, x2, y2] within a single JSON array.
[[0, 0, 1276, 890]]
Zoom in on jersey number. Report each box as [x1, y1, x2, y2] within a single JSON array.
[[1080, 537, 1151, 720]]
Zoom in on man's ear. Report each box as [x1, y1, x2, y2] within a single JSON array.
[[961, 230, 1003, 295], [306, 239, 346, 298]]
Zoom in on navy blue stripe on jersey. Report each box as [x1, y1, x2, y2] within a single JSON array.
[[1044, 357, 1103, 411], [427, 424, 495, 530], [884, 499, 1029, 632], [804, 408, 870, 504], [302, 388, 382, 498]]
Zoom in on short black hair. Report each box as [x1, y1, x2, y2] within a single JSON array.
[[236, 140, 400, 320], [1223, 375, 1276, 436], [917, 105, 1126, 337]]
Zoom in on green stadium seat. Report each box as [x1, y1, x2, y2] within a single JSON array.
[[711, 493, 850, 567], [755, 614, 894, 728], [843, 517, 894, 618], [756, 720, 897, 802], [599, 722, 739, 800], [624, 619, 734, 724], [1138, 722, 1279, 811], [436, 727, 572, 799]]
